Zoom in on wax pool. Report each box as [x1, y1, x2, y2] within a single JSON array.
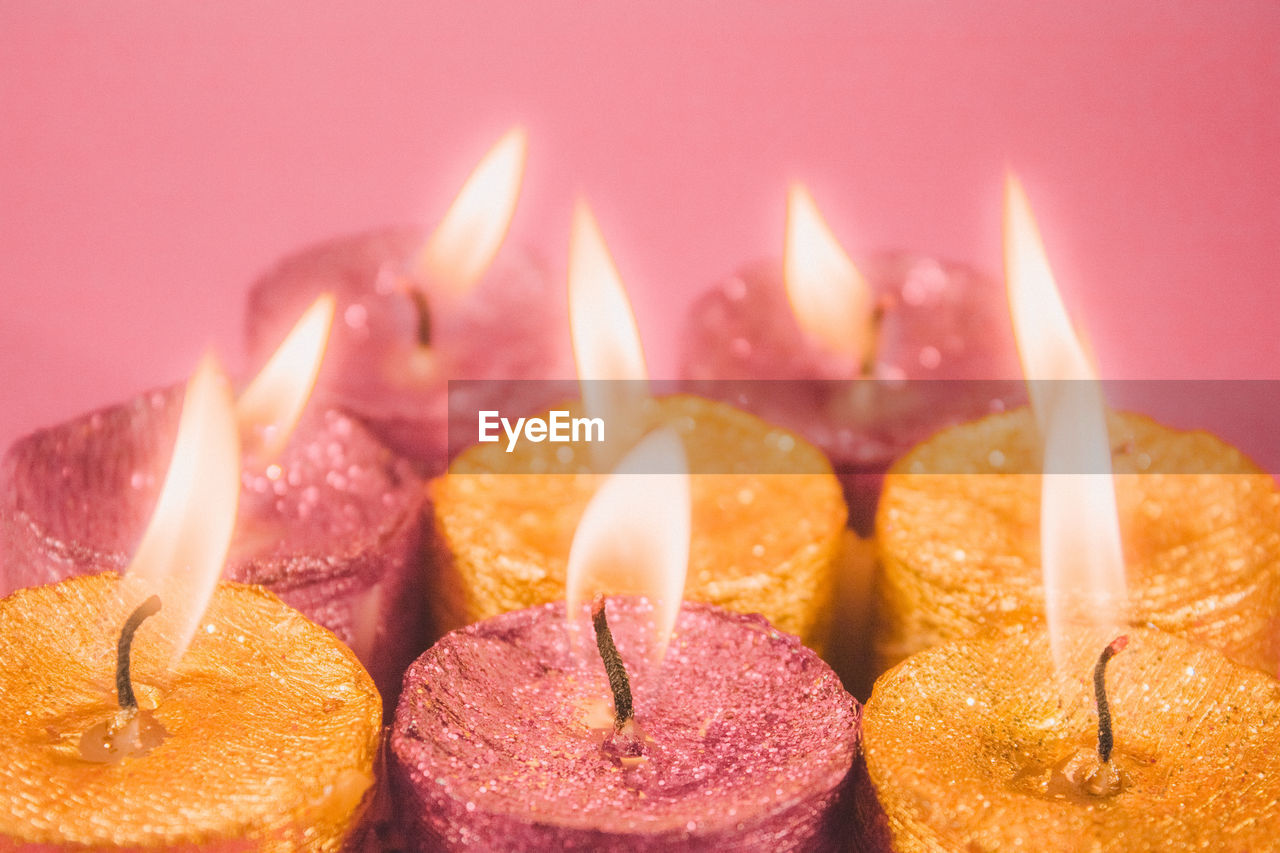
[[244, 228, 571, 472], [0, 387, 427, 706], [0, 573, 381, 850], [391, 598, 859, 851], [679, 254, 1020, 534]]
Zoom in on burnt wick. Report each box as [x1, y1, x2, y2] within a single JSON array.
[[408, 288, 433, 347], [858, 299, 888, 379], [591, 594, 634, 732], [116, 595, 162, 711], [1093, 635, 1129, 763]]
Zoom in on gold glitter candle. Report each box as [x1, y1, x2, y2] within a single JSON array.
[[0, 574, 381, 850], [860, 628, 1280, 851], [428, 394, 847, 650], [874, 407, 1280, 675]]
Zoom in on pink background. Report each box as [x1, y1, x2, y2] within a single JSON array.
[[2, 2, 1278, 454]]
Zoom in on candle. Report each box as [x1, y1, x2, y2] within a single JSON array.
[[679, 184, 1020, 535], [428, 203, 848, 650], [394, 431, 859, 851], [0, 359, 381, 849], [873, 177, 1280, 676], [858, 628, 1280, 851], [1, 301, 428, 705], [243, 127, 570, 473]]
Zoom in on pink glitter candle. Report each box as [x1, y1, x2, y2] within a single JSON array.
[[244, 130, 570, 473], [0, 387, 426, 708], [391, 598, 860, 852], [679, 189, 1019, 535]]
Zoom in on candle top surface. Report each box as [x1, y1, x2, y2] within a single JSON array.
[[392, 598, 858, 844], [1, 384, 423, 591], [875, 406, 1280, 671], [0, 573, 380, 849], [432, 394, 846, 645], [863, 627, 1280, 851]]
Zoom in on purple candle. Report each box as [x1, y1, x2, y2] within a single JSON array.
[[243, 128, 570, 473], [679, 185, 1020, 535], [391, 598, 859, 852], [0, 387, 426, 708]]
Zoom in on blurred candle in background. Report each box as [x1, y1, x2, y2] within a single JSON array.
[[243, 127, 571, 473]]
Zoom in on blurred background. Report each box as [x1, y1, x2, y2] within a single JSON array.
[[2, 1, 1278, 452]]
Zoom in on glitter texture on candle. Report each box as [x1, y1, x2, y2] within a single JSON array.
[[392, 598, 858, 851]]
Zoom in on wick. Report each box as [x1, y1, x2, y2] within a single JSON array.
[[116, 595, 162, 711], [1093, 635, 1129, 763], [407, 287, 433, 347], [858, 300, 887, 379], [590, 594, 634, 732]]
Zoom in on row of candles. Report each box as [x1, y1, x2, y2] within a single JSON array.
[[0, 127, 1277, 851]]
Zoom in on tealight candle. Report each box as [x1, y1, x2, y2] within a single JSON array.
[[859, 628, 1280, 851], [1, 305, 427, 705], [395, 431, 858, 851], [0, 357, 381, 850], [679, 185, 1020, 534], [243, 128, 569, 472], [427, 205, 847, 650], [0, 574, 382, 850], [874, 407, 1280, 674]]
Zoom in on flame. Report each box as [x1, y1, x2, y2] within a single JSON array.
[[569, 200, 650, 467], [783, 184, 874, 362], [1004, 173, 1126, 673], [413, 126, 528, 295], [565, 428, 690, 667], [123, 354, 241, 666], [236, 293, 335, 460]]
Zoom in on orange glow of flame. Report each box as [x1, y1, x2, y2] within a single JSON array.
[[783, 184, 874, 363], [568, 199, 650, 467], [236, 293, 335, 460], [413, 126, 528, 295], [123, 353, 241, 667], [565, 428, 690, 667], [1004, 173, 1126, 673]]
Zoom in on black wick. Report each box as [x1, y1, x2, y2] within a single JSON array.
[[409, 288, 433, 347], [591, 594, 634, 732], [1093, 635, 1129, 763], [859, 300, 888, 378], [116, 595, 162, 711]]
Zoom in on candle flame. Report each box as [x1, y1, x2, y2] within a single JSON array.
[[236, 293, 335, 460], [566, 428, 690, 668], [123, 353, 241, 667], [1004, 173, 1126, 675], [569, 199, 650, 466], [413, 126, 528, 295], [783, 184, 874, 362]]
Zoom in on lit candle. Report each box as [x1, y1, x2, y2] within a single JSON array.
[[679, 184, 1020, 534], [428, 202, 848, 650], [873, 177, 1280, 676], [1, 298, 428, 705], [244, 127, 570, 472], [0, 358, 381, 849], [859, 628, 1280, 850], [394, 431, 859, 850]]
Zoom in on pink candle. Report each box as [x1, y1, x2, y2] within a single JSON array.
[[391, 598, 859, 851], [243, 129, 570, 473], [0, 388, 426, 708], [679, 186, 1020, 535]]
